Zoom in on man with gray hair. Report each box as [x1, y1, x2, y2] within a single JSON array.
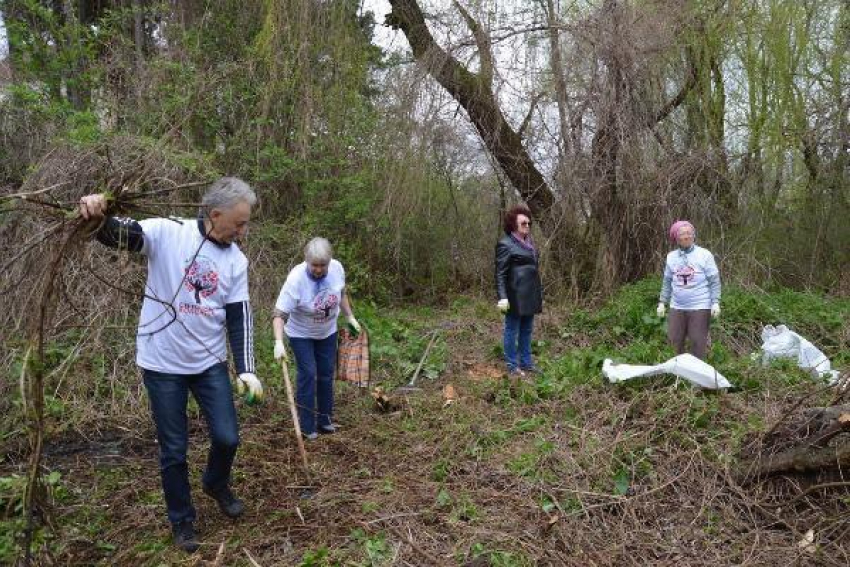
[[78, 177, 263, 553]]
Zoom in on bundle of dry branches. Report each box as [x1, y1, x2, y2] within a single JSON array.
[[0, 135, 213, 564]]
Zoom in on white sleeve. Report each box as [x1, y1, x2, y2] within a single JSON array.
[[227, 254, 250, 303], [137, 218, 169, 258], [274, 272, 300, 314], [334, 259, 346, 286]]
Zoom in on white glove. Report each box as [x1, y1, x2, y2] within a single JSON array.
[[656, 303, 666, 318], [237, 373, 264, 405], [497, 299, 509, 313], [347, 316, 361, 335], [273, 339, 288, 362], [711, 303, 721, 319]]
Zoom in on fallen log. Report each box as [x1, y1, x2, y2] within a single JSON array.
[[740, 440, 850, 481], [737, 404, 850, 483]]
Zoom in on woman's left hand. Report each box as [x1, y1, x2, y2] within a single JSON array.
[[347, 316, 362, 336], [711, 304, 720, 319]]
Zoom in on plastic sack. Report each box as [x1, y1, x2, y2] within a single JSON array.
[[760, 325, 840, 385], [603, 353, 732, 390]]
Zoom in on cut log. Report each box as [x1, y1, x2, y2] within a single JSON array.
[[802, 404, 850, 424], [737, 404, 850, 482], [739, 441, 850, 481]]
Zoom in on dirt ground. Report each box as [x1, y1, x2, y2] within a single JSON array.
[[4, 313, 849, 566]]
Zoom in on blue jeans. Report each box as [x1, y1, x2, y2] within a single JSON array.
[[143, 362, 239, 525], [288, 333, 338, 435], [503, 313, 534, 370]]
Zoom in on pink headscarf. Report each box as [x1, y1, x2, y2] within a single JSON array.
[[669, 220, 695, 244]]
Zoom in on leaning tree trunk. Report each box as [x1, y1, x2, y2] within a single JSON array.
[[389, 0, 698, 288], [387, 0, 554, 221]]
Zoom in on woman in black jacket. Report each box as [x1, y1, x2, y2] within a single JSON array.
[[495, 205, 543, 376]]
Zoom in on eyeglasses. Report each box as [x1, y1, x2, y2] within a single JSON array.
[[519, 221, 532, 227]]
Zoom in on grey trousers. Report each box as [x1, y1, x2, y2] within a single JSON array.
[[667, 308, 711, 360]]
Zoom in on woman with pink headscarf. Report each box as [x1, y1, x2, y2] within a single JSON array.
[[656, 221, 721, 360]]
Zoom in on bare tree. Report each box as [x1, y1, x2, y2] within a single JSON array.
[[387, 0, 554, 222]]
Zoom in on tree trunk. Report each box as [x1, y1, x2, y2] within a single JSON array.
[[542, 0, 573, 157], [61, 0, 90, 110], [737, 405, 850, 482], [387, 0, 554, 221]]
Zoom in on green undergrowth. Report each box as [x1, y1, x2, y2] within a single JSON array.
[[1, 279, 848, 564], [535, 278, 849, 395]]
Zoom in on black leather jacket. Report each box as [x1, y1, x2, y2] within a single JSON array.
[[495, 235, 543, 316]]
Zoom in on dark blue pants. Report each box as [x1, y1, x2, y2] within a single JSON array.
[[288, 333, 338, 435], [503, 313, 534, 371], [143, 362, 239, 525]]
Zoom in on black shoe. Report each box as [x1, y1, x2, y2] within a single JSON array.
[[203, 485, 245, 518], [172, 521, 199, 553], [521, 365, 542, 375]]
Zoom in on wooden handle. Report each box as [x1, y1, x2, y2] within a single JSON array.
[[281, 362, 310, 479]]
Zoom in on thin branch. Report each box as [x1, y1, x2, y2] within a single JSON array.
[[452, 1, 493, 86]]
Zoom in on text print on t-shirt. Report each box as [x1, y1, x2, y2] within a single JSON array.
[[181, 255, 219, 316], [674, 264, 696, 287], [312, 288, 339, 323]]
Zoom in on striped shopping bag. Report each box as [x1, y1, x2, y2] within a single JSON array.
[[337, 326, 370, 388]]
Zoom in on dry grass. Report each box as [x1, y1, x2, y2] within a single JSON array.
[[1, 304, 846, 566]]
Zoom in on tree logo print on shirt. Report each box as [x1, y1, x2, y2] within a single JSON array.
[[184, 255, 220, 304], [312, 289, 339, 322], [675, 264, 696, 287]]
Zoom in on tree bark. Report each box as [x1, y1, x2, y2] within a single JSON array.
[[737, 405, 850, 482], [739, 440, 850, 481], [542, 0, 573, 156], [387, 0, 554, 220]]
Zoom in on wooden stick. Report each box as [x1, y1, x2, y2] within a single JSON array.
[[243, 547, 263, 567], [402, 331, 440, 390], [212, 541, 226, 566], [281, 362, 310, 480]]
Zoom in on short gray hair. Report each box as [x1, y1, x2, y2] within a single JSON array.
[[202, 177, 257, 211], [304, 237, 333, 264]]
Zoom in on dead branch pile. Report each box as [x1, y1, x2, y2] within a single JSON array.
[[2, 136, 212, 328], [0, 135, 214, 435]]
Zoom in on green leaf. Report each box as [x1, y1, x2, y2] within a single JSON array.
[[613, 468, 630, 496]]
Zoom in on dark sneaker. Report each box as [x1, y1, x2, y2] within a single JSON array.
[[521, 365, 543, 375], [318, 424, 337, 435], [203, 485, 245, 518], [172, 521, 199, 553]]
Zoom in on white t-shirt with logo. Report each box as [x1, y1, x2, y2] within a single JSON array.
[[275, 260, 345, 340], [661, 245, 720, 310], [136, 218, 249, 373]]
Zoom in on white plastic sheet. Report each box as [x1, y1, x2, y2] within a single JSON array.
[[603, 353, 732, 390], [760, 325, 840, 385]]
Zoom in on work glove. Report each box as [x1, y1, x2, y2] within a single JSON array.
[[497, 299, 510, 313], [273, 339, 288, 362], [347, 316, 362, 338], [237, 373, 264, 405], [656, 303, 666, 318], [711, 303, 721, 319]]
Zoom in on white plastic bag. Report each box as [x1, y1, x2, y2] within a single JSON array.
[[760, 325, 840, 385], [603, 353, 732, 390]]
